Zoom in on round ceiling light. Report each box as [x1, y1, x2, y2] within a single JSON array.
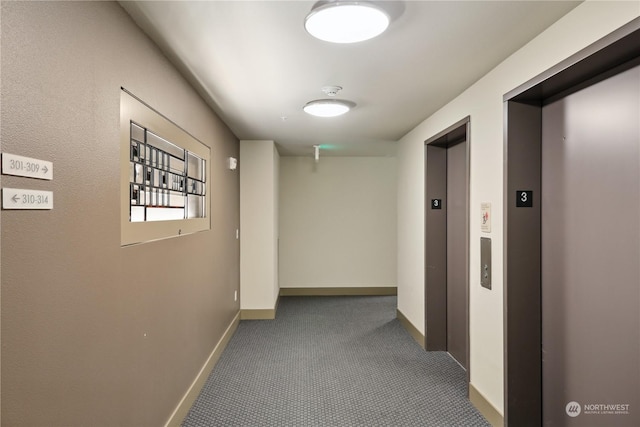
[[303, 99, 355, 117], [304, 1, 390, 44]]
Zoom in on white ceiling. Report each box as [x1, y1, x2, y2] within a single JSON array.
[[120, 1, 581, 157]]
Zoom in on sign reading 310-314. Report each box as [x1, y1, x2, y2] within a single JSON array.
[[2, 153, 53, 180], [3, 188, 53, 210]]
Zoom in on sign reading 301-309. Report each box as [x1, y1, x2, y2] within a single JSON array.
[[2, 153, 53, 180]]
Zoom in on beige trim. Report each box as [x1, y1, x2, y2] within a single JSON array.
[[164, 311, 240, 427], [396, 308, 425, 348], [241, 295, 279, 320], [280, 287, 397, 297], [240, 308, 276, 320], [469, 383, 504, 427]]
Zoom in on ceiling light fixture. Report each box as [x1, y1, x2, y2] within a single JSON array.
[[303, 99, 355, 117], [304, 1, 390, 44]]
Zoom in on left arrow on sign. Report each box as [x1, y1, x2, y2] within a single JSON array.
[[11, 194, 19, 203]]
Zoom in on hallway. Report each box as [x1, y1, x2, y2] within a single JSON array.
[[182, 296, 489, 426], [2, 2, 638, 425]]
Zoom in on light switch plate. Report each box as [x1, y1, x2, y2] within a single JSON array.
[[228, 157, 238, 170]]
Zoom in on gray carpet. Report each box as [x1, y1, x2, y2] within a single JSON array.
[[182, 296, 490, 426]]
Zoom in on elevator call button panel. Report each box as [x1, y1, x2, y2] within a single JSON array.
[[481, 237, 492, 289]]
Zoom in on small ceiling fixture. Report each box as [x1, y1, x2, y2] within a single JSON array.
[[322, 85, 343, 97], [313, 145, 320, 162], [304, 1, 390, 44], [303, 99, 355, 117]]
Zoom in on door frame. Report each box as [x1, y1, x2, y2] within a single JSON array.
[[503, 18, 640, 426], [424, 116, 471, 386]]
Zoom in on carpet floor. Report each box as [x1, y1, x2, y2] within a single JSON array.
[[182, 296, 490, 426]]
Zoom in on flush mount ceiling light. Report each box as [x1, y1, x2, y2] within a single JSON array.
[[304, 1, 390, 44], [303, 99, 355, 117]]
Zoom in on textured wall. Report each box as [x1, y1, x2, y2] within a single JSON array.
[[1, 2, 239, 426], [279, 156, 397, 288]]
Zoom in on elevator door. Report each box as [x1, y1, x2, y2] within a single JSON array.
[[425, 136, 467, 371], [541, 64, 639, 426], [447, 141, 467, 368]]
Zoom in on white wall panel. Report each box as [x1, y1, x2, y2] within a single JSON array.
[[240, 140, 279, 309], [280, 157, 396, 289]]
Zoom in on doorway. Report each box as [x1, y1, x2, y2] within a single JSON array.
[[504, 18, 640, 426], [425, 117, 470, 374]]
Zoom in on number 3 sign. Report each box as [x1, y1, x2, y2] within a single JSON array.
[[516, 191, 533, 207]]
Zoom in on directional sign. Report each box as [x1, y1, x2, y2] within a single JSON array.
[[2, 153, 53, 180], [2, 188, 53, 210]]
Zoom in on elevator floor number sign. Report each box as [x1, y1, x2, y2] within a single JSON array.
[[516, 190, 533, 207]]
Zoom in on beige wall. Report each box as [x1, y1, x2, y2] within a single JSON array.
[[279, 156, 397, 288], [396, 0, 640, 416], [239, 140, 280, 310], [0, 2, 240, 426]]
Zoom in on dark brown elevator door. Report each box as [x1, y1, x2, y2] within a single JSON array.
[[541, 64, 639, 426], [447, 141, 466, 369], [425, 140, 467, 370]]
